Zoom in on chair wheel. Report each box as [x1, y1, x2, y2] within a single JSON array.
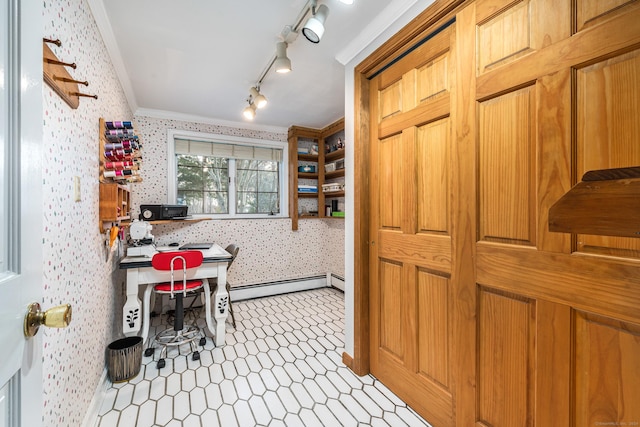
[[192, 351, 200, 361], [157, 359, 166, 369], [199, 337, 206, 346], [144, 348, 154, 357]]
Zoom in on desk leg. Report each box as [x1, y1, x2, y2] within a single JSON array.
[[123, 269, 142, 336], [211, 265, 228, 346]]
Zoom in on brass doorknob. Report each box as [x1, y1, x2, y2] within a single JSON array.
[[23, 302, 72, 337]]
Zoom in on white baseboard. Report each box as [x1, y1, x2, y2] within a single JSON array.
[[230, 275, 330, 302], [81, 368, 110, 427]]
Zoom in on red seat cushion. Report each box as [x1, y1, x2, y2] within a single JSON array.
[[154, 279, 204, 293]]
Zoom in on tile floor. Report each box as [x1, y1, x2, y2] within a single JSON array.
[[95, 288, 433, 427]]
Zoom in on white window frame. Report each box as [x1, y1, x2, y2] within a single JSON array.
[[167, 129, 289, 219]]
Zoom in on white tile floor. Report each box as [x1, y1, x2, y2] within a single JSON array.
[[95, 288, 433, 427]]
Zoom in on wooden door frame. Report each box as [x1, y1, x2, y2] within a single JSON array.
[[348, 0, 466, 376]]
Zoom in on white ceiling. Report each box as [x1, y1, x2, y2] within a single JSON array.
[[88, 0, 416, 130]]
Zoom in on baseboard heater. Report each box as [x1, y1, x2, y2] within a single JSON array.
[[230, 274, 343, 302]]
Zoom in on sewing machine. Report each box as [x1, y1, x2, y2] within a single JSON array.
[[126, 219, 156, 257]]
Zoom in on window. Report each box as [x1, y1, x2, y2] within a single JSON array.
[[168, 131, 288, 218]]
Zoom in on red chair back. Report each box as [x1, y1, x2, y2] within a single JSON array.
[[151, 251, 203, 271]]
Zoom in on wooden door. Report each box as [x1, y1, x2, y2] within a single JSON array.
[[360, 0, 640, 426], [368, 22, 456, 427], [463, 0, 640, 425]]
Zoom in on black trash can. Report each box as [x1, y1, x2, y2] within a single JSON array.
[[107, 336, 143, 383]]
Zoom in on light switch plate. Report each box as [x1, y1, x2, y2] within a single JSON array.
[[73, 176, 81, 202]]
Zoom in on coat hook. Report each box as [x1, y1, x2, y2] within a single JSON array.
[[54, 76, 89, 86], [45, 58, 76, 69], [43, 37, 62, 47], [70, 92, 98, 99]]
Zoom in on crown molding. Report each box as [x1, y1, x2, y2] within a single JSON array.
[[86, 0, 139, 112], [135, 108, 289, 135]]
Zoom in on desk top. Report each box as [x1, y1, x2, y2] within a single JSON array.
[[119, 243, 232, 269]]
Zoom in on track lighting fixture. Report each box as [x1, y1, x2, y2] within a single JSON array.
[[240, 0, 352, 119], [242, 102, 257, 120], [302, 1, 330, 44], [250, 87, 268, 109], [274, 42, 292, 74]]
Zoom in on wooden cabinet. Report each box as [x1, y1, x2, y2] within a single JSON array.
[[288, 118, 344, 230], [99, 182, 131, 231]]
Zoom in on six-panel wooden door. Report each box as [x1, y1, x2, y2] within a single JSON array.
[[369, 22, 457, 427]]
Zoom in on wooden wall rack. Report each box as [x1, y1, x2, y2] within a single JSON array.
[[43, 38, 97, 109], [549, 166, 640, 238]]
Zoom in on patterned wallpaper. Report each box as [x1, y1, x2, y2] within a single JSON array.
[[41, 2, 344, 426], [132, 115, 345, 285], [42, 1, 133, 426]]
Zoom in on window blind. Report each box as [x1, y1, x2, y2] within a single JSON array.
[[175, 138, 282, 162]]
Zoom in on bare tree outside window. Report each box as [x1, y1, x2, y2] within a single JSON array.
[[177, 155, 228, 214], [176, 155, 280, 215]]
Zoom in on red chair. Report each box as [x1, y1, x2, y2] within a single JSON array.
[[141, 251, 210, 368]]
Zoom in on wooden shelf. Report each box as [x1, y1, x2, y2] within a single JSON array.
[[120, 217, 212, 227], [289, 118, 345, 230], [325, 149, 345, 162], [323, 191, 345, 198], [325, 169, 345, 179], [298, 153, 319, 162], [298, 172, 319, 179], [549, 166, 640, 238]]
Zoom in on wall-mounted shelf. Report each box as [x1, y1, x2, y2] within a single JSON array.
[[548, 166, 640, 238], [120, 218, 212, 227]]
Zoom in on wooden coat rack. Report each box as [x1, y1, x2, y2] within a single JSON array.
[[42, 38, 97, 109]]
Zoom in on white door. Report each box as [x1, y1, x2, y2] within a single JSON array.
[[0, 0, 44, 426]]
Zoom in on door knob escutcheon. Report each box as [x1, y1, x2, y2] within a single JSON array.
[[23, 303, 72, 337]]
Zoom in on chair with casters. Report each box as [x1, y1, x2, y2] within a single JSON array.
[[141, 250, 210, 369], [210, 244, 239, 329]]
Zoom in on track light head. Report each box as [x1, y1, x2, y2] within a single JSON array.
[[242, 102, 257, 120], [250, 87, 268, 109], [302, 4, 329, 43], [274, 42, 291, 73]]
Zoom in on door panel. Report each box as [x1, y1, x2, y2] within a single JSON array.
[[478, 85, 536, 245], [369, 18, 455, 427], [477, 288, 534, 427], [0, 1, 43, 425], [574, 312, 640, 426], [576, 48, 640, 257]]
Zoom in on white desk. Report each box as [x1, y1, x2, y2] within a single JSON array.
[[119, 244, 232, 346]]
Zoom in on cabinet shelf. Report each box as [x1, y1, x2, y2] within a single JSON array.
[[298, 192, 319, 198], [325, 169, 345, 180], [298, 153, 319, 162], [325, 149, 345, 162], [298, 172, 319, 179], [323, 191, 345, 198]]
